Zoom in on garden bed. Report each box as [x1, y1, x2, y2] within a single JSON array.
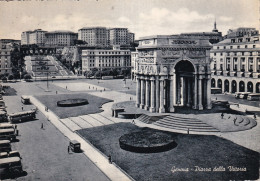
[[77, 123, 259, 181]]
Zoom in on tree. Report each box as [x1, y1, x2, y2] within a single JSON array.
[[8, 74, 14, 80]]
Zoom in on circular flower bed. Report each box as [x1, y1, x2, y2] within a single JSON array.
[[57, 99, 89, 107], [119, 129, 177, 153]]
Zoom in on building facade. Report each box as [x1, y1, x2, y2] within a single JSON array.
[[21, 29, 47, 45], [45, 31, 78, 46], [0, 48, 12, 75], [211, 28, 260, 93], [0, 39, 21, 49], [134, 35, 212, 113], [81, 46, 131, 72], [180, 21, 223, 44], [21, 31, 32, 45], [108, 28, 130, 45], [78, 27, 108, 46]]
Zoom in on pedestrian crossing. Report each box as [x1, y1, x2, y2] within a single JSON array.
[[60, 113, 115, 132]]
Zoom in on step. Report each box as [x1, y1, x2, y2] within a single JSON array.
[[153, 121, 216, 130], [156, 120, 213, 128], [70, 117, 92, 129], [154, 123, 220, 132], [80, 115, 104, 127], [160, 118, 209, 126], [160, 117, 205, 124], [60, 118, 81, 132], [165, 115, 202, 122]]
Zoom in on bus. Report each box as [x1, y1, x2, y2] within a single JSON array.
[[0, 129, 16, 141], [8, 109, 36, 123], [0, 151, 20, 159], [0, 157, 23, 176], [247, 93, 260, 101], [0, 123, 14, 129], [239, 92, 251, 99], [21, 96, 30, 104], [211, 88, 222, 94], [0, 140, 11, 152]]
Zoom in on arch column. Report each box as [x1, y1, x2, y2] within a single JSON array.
[[198, 76, 203, 110], [145, 78, 150, 110], [140, 77, 145, 109], [168, 75, 175, 112], [159, 77, 165, 113], [206, 77, 212, 109], [155, 77, 160, 112], [186, 78, 191, 107], [173, 73, 176, 106], [136, 75, 141, 107], [192, 74, 198, 109], [150, 77, 156, 112]]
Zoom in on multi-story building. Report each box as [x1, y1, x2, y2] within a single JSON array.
[[210, 27, 260, 93], [0, 48, 12, 75], [128, 32, 135, 44], [21, 31, 32, 45], [180, 21, 223, 44], [131, 51, 138, 80], [21, 29, 47, 45], [108, 28, 130, 45], [78, 27, 107, 46], [0, 39, 21, 49], [81, 45, 131, 72], [45, 31, 78, 46]]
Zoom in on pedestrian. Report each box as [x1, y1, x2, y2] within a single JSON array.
[[228, 116, 231, 119], [41, 123, 44, 129], [221, 113, 224, 119], [66, 86, 67, 89], [233, 117, 237, 125], [21, 106, 23, 111], [56, 91, 57, 94], [96, 88, 97, 91], [14, 124, 17, 130], [104, 88, 105, 91], [187, 128, 189, 135], [68, 146, 70, 153], [132, 119, 135, 124], [215, 97, 217, 100], [108, 155, 112, 164], [254, 113, 257, 120], [46, 107, 48, 112], [237, 104, 239, 108], [130, 97, 131, 100], [16, 129, 19, 136]]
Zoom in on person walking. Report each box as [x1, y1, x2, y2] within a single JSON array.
[[108, 155, 112, 164], [68, 146, 70, 153], [221, 113, 224, 119], [21, 106, 23, 111], [41, 123, 44, 129]]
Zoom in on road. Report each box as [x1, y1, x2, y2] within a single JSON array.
[[2, 81, 110, 181]]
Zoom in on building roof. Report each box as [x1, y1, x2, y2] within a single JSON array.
[[45, 30, 77, 34], [78, 27, 107, 30]]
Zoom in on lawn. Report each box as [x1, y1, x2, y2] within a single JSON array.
[[35, 93, 112, 118], [77, 123, 259, 181]]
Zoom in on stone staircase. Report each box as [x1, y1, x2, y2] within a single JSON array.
[[137, 114, 167, 124], [153, 115, 220, 133]]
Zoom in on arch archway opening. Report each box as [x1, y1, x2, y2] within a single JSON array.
[[174, 60, 195, 109], [239, 81, 245, 92], [231, 80, 237, 93], [224, 80, 229, 93], [247, 82, 253, 92]]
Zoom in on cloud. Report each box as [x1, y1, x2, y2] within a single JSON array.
[[219, 16, 233, 22], [134, 7, 216, 38], [118, 16, 131, 23]]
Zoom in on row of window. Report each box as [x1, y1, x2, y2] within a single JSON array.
[[215, 44, 257, 50], [213, 52, 260, 56]]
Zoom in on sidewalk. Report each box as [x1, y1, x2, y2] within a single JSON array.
[[29, 96, 133, 181]]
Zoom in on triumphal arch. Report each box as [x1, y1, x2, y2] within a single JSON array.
[[135, 35, 212, 113]]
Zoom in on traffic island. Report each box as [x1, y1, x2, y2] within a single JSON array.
[[57, 99, 89, 107], [119, 129, 177, 153]]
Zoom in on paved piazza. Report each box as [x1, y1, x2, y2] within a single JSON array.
[[1, 78, 260, 180]]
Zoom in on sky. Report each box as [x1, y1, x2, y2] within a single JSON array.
[[0, 0, 259, 40]]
